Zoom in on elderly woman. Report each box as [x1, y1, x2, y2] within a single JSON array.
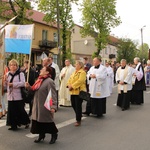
[[67, 60, 86, 126], [4, 59, 30, 130], [25, 66, 58, 144]]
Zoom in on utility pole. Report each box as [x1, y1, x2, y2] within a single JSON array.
[[141, 25, 146, 61]]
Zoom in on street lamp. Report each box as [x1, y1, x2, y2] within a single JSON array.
[[141, 25, 146, 52]]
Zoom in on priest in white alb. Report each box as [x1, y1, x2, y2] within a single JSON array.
[[59, 59, 75, 106], [116, 59, 133, 111], [87, 57, 110, 117]]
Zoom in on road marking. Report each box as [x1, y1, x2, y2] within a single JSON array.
[[26, 117, 87, 138], [0, 120, 6, 127]]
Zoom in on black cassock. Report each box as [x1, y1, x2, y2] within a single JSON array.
[[91, 98, 106, 117], [117, 90, 131, 110], [131, 64, 146, 105]]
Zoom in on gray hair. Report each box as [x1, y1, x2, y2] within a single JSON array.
[[76, 60, 84, 69], [147, 60, 150, 65], [120, 59, 127, 63], [134, 57, 140, 62]]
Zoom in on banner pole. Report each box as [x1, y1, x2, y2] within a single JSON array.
[[0, 16, 18, 31], [26, 24, 34, 83]]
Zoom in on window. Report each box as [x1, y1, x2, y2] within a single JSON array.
[[53, 54, 58, 64], [42, 30, 48, 40], [53, 32, 58, 42]]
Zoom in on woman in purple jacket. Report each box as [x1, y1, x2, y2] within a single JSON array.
[[4, 59, 30, 131]]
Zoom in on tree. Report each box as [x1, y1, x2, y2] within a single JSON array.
[[80, 0, 121, 58], [0, 0, 33, 66], [38, 0, 78, 66], [137, 43, 149, 63], [116, 38, 137, 63], [0, 0, 33, 24]]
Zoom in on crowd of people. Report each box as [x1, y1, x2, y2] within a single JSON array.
[[0, 55, 148, 145]]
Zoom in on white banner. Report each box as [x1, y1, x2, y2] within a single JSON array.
[[5, 24, 34, 54]]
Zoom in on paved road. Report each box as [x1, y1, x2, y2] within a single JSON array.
[[0, 86, 150, 150]]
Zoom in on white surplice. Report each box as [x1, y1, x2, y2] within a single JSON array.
[[106, 66, 114, 94], [87, 65, 110, 98], [116, 66, 133, 92]]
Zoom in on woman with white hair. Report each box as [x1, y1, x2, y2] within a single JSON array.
[[144, 60, 150, 87], [131, 57, 146, 105]]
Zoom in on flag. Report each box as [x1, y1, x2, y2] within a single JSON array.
[[44, 89, 53, 111], [5, 24, 34, 54]]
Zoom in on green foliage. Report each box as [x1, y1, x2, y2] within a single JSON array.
[[116, 38, 137, 63], [38, 0, 77, 66], [136, 43, 149, 62], [80, 0, 121, 57], [0, 0, 33, 24]]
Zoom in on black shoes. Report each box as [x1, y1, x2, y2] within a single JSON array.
[[82, 112, 90, 116], [25, 124, 29, 129], [49, 133, 58, 144], [8, 126, 18, 131], [34, 134, 45, 143]]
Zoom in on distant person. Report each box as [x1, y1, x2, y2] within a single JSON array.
[[67, 60, 86, 126], [82, 57, 92, 116], [144, 60, 150, 87], [25, 66, 58, 144], [42, 57, 56, 80], [0, 65, 9, 118], [113, 62, 120, 84], [116, 59, 133, 111], [49, 56, 60, 109], [59, 59, 75, 106], [23, 60, 38, 116], [105, 62, 114, 94], [83, 57, 92, 71]]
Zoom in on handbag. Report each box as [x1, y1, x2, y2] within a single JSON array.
[[79, 91, 90, 101], [21, 87, 34, 103], [18, 72, 34, 103]]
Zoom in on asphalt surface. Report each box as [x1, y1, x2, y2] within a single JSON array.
[[0, 85, 150, 150]]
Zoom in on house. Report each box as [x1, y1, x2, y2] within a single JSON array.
[[26, 10, 59, 68], [0, 8, 60, 68], [71, 24, 118, 65]]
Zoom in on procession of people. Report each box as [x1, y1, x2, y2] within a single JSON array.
[[0, 55, 147, 145]]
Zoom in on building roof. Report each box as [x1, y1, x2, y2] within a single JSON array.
[[74, 24, 119, 46], [27, 10, 58, 28]]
